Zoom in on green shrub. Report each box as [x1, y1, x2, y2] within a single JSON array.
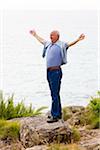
[[62, 107, 72, 121], [84, 110, 100, 129], [0, 119, 20, 141], [0, 91, 6, 119], [6, 94, 15, 119], [80, 91, 100, 129], [88, 91, 100, 115], [0, 91, 47, 120], [72, 127, 80, 141], [86, 91, 100, 129], [90, 116, 100, 129]]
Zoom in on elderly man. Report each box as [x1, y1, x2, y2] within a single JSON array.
[[30, 30, 85, 123]]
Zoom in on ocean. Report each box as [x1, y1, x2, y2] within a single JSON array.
[[0, 10, 98, 110]]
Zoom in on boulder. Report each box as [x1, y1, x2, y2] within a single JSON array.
[[26, 145, 48, 150], [19, 116, 72, 148], [0, 141, 25, 150], [79, 129, 100, 150], [66, 106, 85, 126], [67, 106, 85, 114]]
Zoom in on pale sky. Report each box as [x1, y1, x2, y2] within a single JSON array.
[[2, 10, 98, 50], [0, 0, 99, 10]]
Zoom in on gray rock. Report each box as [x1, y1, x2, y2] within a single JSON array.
[[66, 106, 85, 126], [26, 145, 48, 150], [20, 116, 72, 148], [0, 141, 25, 150], [67, 106, 85, 113], [79, 129, 100, 150]]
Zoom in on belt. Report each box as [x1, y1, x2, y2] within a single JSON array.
[[47, 66, 61, 71]]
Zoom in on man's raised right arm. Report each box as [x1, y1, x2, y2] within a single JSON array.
[[30, 30, 45, 44]]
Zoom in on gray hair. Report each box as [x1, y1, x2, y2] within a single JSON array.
[[50, 30, 60, 38]]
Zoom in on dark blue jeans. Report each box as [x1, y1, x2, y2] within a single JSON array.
[[47, 69, 62, 118]]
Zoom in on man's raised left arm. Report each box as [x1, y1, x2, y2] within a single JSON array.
[[67, 34, 85, 47]]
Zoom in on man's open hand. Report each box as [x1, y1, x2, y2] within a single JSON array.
[[30, 30, 36, 36], [78, 34, 85, 41]]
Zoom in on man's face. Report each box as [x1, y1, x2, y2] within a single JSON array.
[[50, 31, 59, 43]]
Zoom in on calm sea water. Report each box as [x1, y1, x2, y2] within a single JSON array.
[[1, 11, 98, 110], [2, 42, 98, 110]]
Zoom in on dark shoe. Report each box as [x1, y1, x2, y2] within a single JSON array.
[[47, 115, 52, 119], [57, 116, 62, 119], [48, 115, 62, 119], [47, 117, 59, 123]]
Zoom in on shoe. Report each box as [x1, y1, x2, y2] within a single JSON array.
[[47, 115, 52, 119], [47, 117, 59, 123], [48, 115, 62, 119], [57, 116, 62, 119]]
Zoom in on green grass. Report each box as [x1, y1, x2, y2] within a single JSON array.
[[48, 144, 68, 150], [79, 91, 100, 129], [85, 91, 100, 129], [88, 91, 100, 115], [0, 91, 47, 143], [0, 91, 47, 120], [48, 144, 82, 150], [62, 107, 72, 121], [62, 91, 100, 129], [0, 119, 20, 141], [72, 127, 80, 142]]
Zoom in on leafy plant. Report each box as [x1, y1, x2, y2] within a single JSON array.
[[62, 107, 72, 121], [6, 94, 15, 119], [72, 127, 80, 141], [86, 91, 100, 128], [88, 92, 100, 115], [80, 91, 100, 129], [0, 91, 47, 120]]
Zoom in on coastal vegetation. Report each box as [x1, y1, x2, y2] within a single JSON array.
[[0, 120, 20, 141], [0, 91, 99, 149], [79, 91, 100, 129], [0, 91, 47, 120], [48, 143, 82, 150], [0, 90, 47, 143], [62, 91, 100, 129]]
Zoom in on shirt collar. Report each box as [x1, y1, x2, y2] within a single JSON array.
[[51, 40, 61, 46]]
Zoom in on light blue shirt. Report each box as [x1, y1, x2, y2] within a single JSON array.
[[42, 40, 69, 67], [46, 44, 62, 68]]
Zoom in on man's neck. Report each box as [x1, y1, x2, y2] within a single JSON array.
[[51, 40, 59, 44]]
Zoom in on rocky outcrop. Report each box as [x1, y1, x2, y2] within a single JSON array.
[[26, 145, 48, 150], [79, 129, 100, 150], [24, 128, 100, 150], [0, 141, 25, 150], [19, 116, 72, 148], [0, 106, 100, 150], [66, 106, 85, 126]]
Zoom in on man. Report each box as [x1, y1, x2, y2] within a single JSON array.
[[30, 30, 85, 123]]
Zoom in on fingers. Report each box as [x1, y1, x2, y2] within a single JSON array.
[[29, 30, 36, 35], [79, 34, 85, 40], [81, 33, 85, 38], [30, 30, 33, 34]]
